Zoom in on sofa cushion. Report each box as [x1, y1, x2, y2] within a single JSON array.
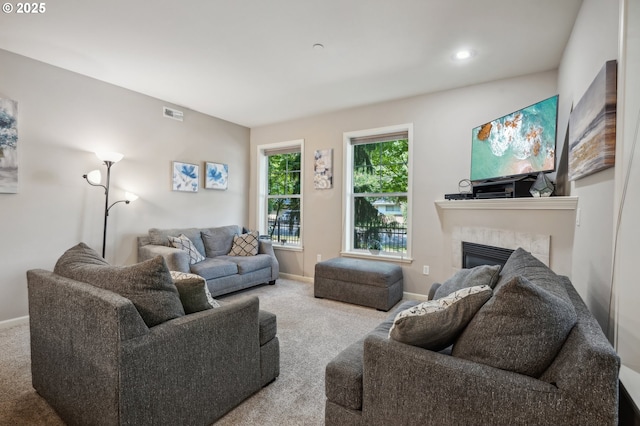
[[54, 243, 184, 327], [433, 264, 501, 299], [190, 257, 238, 281], [220, 254, 272, 274], [228, 231, 259, 256], [169, 271, 220, 314], [495, 247, 569, 301], [168, 234, 205, 265], [389, 285, 492, 351], [148, 227, 206, 257], [201, 225, 242, 257], [452, 275, 577, 377]]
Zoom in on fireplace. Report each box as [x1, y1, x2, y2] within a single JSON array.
[[451, 227, 550, 274], [462, 242, 514, 268]]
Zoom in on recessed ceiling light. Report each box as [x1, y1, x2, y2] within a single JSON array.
[[453, 49, 476, 61], [313, 43, 325, 50]]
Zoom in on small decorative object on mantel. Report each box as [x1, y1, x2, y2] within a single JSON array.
[[0, 97, 18, 194], [568, 60, 617, 181], [529, 172, 554, 197], [172, 161, 199, 192], [205, 162, 228, 190], [314, 148, 333, 189]]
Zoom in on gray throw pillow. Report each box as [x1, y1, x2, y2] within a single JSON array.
[[54, 243, 185, 327], [201, 225, 242, 257], [433, 264, 501, 299], [169, 271, 220, 314], [452, 275, 577, 378], [389, 285, 493, 351]]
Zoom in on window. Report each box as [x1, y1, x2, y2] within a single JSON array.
[[343, 125, 412, 259], [257, 140, 303, 248]]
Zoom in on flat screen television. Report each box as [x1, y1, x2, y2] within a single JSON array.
[[470, 95, 558, 182]]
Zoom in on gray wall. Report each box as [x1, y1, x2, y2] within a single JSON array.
[[0, 49, 250, 323]]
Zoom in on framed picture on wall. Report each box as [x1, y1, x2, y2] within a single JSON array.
[[0, 97, 18, 194], [172, 161, 199, 192], [205, 161, 228, 190]]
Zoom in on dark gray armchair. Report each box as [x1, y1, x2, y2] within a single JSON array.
[[27, 269, 279, 426]]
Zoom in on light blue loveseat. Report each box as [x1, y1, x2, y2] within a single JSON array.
[[138, 225, 279, 297]]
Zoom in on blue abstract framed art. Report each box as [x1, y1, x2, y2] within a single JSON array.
[[205, 161, 228, 190], [172, 161, 199, 192]]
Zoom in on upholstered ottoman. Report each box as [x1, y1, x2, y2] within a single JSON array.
[[314, 257, 403, 311]]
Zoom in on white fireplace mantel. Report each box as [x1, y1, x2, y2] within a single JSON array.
[[435, 196, 578, 211]]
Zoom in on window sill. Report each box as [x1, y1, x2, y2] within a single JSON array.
[[273, 244, 303, 252], [340, 251, 413, 264]]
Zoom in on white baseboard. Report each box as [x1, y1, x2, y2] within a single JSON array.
[[402, 291, 429, 301], [0, 315, 29, 330], [279, 273, 314, 283]]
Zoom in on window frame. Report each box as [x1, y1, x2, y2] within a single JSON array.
[[342, 124, 413, 261], [257, 139, 304, 250]]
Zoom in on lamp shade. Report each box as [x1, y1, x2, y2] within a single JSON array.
[[125, 192, 139, 202], [96, 151, 124, 163], [86, 169, 102, 184]]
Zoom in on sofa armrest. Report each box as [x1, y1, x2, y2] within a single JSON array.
[[27, 269, 150, 425], [138, 244, 190, 272], [259, 239, 279, 281], [362, 334, 571, 425]]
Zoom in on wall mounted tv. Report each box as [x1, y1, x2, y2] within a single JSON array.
[[470, 95, 558, 182]]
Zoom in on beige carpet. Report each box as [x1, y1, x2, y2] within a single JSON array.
[[0, 278, 391, 425]]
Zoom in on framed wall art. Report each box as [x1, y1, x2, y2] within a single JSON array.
[[205, 162, 228, 190], [0, 97, 18, 194], [172, 161, 199, 192], [314, 148, 333, 189], [568, 60, 617, 181]]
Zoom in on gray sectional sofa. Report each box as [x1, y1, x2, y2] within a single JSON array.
[[138, 225, 279, 297], [325, 248, 620, 425]]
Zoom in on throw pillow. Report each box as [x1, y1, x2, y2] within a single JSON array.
[[201, 225, 242, 257], [228, 231, 259, 256], [169, 271, 220, 314], [452, 275, 577, 378], [433, 264, 501, 299], [168, 233, 205, 265], [54, 242, 185, 328], [389, 285, 493, 351]]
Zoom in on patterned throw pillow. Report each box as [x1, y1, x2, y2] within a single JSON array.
[[169, 271, 220, 313], [228, 231, 259, 256], [168, 234, 205, 265], [389, 285, 493, 351]]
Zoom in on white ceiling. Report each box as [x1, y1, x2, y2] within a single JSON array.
[[0, 0, 583, 128]]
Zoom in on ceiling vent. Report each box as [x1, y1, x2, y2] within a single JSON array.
[[163, 106, 183, 121]]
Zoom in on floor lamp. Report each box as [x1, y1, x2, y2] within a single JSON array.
[[82, 152, 138, 257]]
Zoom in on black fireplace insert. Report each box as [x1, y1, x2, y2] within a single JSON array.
[[462, 242, 514, 269]]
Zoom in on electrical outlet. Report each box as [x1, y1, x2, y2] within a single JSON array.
[[317, 254, 322, 262], [423, 265, 430, 275]]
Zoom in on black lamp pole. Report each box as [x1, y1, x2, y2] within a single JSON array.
[[83, 159, 131, 258]]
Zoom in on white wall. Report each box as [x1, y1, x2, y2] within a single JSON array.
[[615, 0, 640, 373], [250, 70, 561, 296], [0, 49, 250, 323], [558, 0, 620, 335]]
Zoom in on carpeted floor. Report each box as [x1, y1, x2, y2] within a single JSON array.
[[0, 278, 391, 425]]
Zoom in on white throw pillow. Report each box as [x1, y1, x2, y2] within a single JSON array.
[[168, 234, 206, 265], [389, 285, 493, 351]]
